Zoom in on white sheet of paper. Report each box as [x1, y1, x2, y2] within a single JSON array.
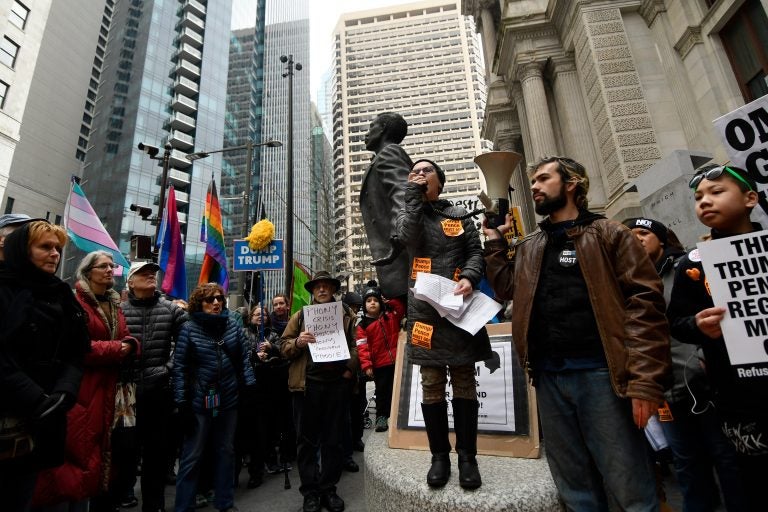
[[445, 291, 502, 335], [302, 302, 351, 363], [411, 272, 502, 335]]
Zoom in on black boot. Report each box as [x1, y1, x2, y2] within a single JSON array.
[[421, 401, 451, 487], [452, 398, 481, 490]]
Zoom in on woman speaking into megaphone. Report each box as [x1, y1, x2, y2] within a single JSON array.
[[395, 158, 493, 491]]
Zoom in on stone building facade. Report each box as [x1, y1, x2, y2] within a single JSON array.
[[462, 0, 768, 246]]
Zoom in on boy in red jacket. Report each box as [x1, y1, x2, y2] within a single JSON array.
[[356, 281, 405, 432]]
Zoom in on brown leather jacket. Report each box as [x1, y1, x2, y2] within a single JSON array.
[[484, 217, 671, 403]]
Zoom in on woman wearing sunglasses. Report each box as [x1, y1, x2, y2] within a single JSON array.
[[172, 283, 255, 512]]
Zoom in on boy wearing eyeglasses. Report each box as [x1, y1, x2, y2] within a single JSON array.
[[667, 164, 767, 510]]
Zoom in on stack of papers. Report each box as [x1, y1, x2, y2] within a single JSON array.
[[411, 272, 502, 335]]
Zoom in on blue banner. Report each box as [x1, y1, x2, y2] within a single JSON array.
[[233, 239, 284, 271]]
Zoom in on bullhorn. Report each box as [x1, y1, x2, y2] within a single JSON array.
[[474, 151, 522, 228]]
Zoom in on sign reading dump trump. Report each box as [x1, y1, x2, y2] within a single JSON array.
[[232, 239, 283, 271], [303, 302, 350, 363], [698, 231, 768, 375]]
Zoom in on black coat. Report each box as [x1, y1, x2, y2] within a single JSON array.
[[0, 224, 89, 468], [359, 143, 412, 299], [121, 291, 188, 394], [395, 182, 492, 367]]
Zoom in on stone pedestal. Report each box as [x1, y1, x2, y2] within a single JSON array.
[[364, 432, 563, 511]]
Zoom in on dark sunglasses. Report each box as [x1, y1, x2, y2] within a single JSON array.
[[203, 295, 226, 304], [689, 166, 753, 192]]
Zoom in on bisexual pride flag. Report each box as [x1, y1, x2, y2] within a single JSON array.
[[158, 186, 187, 299]]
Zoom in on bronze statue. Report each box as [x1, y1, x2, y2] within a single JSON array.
[[359, 112, 412, 300]]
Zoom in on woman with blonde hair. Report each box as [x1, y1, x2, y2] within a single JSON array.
[[0, 220, 89, 512]]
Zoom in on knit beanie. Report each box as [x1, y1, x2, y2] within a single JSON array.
[[622, 217, 668, 245], [362, 280, 383, 305]]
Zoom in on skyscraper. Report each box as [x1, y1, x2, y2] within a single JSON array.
[[223, 2, 266, 301], [310, 103, 334, 273], [259, 0, 311, 299], [0, 0, 57, 213], [331, 0, 490, 291], [76, 0, 233, 292]]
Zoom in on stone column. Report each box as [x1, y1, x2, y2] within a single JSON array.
[[518, 61, 558, 159], [479, 7, 499, 83], [550, 55, 606, 207]]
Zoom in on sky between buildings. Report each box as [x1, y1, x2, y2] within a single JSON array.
[[231, 0, 418, 100]]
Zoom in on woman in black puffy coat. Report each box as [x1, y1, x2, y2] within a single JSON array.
[[172, 283, 255, 512], [395, 158, 492, 490]]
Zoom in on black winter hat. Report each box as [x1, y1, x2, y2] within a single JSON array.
[[362, 280, 382, 304], [343, 291, 363, 307]]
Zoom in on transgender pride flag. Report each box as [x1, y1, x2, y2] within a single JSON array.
[[64, 179, 130, 269]]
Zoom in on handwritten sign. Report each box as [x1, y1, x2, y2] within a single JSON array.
[[303, 302, 350, 363], [698, 231, 768, 375]]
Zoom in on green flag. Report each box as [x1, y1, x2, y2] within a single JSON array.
[[291, 262, 311, 315]]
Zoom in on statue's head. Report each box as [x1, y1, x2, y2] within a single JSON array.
[[364, 112, 408, 152]]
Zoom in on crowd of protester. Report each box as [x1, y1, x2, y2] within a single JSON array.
[[2, 153, 767, 512]]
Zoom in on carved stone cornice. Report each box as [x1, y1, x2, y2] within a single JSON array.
[[639, 0, 666, 28], [547, 54, 578, 81], [518, 61, 545, 82], [674, 26, 703, 59]]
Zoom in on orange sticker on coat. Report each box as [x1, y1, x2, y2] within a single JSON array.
[[411, 321, 434, 349], [411, 257, 432, 279]]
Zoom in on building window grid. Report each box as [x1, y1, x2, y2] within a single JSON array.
[[9, 0, 29, 30], [0, 80, 8, 108], [0, 37, 20, 68]]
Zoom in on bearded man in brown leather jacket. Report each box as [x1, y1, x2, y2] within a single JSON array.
[[483, 156, 671, 512]]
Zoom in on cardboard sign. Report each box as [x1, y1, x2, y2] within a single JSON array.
[[406, 340, 518, 432], [303, 302, 350, 363], [697, 232, 768, 375], [713, 95, 768, 225], [388, 323, 539, 458]]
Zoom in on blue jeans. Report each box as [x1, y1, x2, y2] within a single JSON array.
[[536, 369, 658, 512], [174, 409, 237, 512], [660, 398, 747, 512]]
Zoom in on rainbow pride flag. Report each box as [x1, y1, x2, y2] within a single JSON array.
[[64, 179, 130, 268], [158, 186, 187, 299], [198, 178, 228, 291]]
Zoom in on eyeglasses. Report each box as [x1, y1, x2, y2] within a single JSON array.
[[689, 166, 753, 192], [91, 262, 118, 270], [202, 295, 226, 304], [413, 166, 436, 175]]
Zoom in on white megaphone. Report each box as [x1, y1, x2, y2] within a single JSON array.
[[474, 151, 522, 228]]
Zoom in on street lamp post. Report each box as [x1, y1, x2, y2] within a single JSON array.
[[186, 139, 283, 302], [280, 53, 302, 298], [137, 142, 173, 254]]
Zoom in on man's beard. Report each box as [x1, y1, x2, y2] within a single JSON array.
[[534, 185, 567, 216]]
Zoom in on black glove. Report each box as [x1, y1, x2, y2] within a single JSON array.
[[34, 393, 67, 420]]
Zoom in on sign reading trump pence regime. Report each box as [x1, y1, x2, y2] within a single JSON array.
[[698, 231, 768, 377]]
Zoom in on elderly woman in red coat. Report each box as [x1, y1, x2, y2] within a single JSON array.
[[33, 251, 138, 512]]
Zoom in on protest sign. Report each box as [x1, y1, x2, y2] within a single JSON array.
[[232, 239, 284, 271], [405, 340, 517, 433], [389, 323, 540, 458], [713, 95, 768, 224], [303, 302, 350, 363], [697, 232, 768, 375]]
